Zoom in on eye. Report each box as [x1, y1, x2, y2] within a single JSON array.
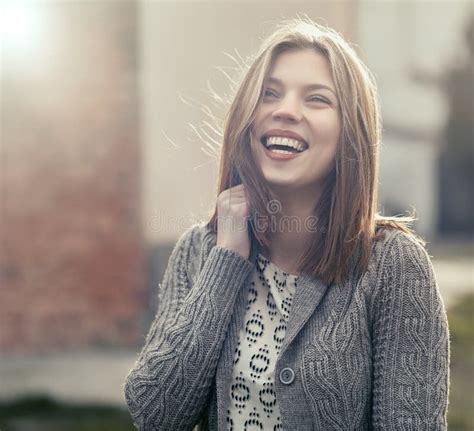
[[263, 88, 279, 98], [307, 95, 330, 104]]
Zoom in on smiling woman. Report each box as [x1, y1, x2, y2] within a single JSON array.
[[124, 17, 450, 431], [205, 20, 402, 284], [251, 49, 341, 198]]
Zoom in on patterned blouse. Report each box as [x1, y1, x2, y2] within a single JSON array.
[[226, 252, 299, 430]]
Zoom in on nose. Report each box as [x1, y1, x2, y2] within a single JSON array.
[[272, 94, 303, 123]]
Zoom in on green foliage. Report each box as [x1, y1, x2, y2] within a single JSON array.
[[447, 292, 474, 430]]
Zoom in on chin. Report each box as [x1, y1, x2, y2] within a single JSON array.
[[264, 176, 300, 190]]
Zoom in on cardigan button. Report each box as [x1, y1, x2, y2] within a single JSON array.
[[279, 367, 295, 385]]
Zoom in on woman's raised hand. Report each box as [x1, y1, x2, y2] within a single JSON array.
[[216, 184, 251, 259]]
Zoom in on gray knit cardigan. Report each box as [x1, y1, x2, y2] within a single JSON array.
[[124, 221, 450, 430]]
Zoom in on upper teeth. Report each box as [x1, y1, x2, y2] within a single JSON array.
[[265, 136, 306, 152]]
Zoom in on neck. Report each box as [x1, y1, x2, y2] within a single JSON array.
[[260, 184, 323, 274]]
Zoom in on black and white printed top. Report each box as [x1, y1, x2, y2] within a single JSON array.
[[226, 252, 299, 431]]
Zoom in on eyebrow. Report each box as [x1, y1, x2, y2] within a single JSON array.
[[267, 77, 337, 96]]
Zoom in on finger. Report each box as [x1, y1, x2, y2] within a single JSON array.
[[226, 189, 246, 200], [230, 183, 245, 192]]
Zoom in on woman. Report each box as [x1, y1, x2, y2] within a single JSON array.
[[124, 18, 450, 430]]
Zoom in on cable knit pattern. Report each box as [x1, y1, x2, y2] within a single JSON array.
[[370, 232, 450, 430], [124, 223, 254, 429], [124, 222, 450, 430]]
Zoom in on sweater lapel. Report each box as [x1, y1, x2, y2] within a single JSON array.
[[249, 230, 331, 355], [279, 274, 331, 355]]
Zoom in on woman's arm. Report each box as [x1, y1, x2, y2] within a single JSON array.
[[124, 224, 254, 430], [371, 232, 450, 430]]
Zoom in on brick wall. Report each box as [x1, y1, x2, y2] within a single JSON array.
[[0, 2, 145, 353]]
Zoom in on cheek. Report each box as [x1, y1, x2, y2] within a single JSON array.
[[249, 126, 261, 149], [252, 106, 271, 132], [250, 118, 261, 140], [249, 131, 262, 160], [314, 115, 341, 143]]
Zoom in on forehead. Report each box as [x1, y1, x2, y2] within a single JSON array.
[[268, 49, 335, 89]]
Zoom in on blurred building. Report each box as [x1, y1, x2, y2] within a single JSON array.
[[0, 2, 144, 353], [359, 2, 472, 238], [0, 0, 471, 356]]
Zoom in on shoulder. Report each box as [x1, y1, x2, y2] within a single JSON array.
[[375, 227, 434, 279], [364, 227, 437, 303], [172, 220, 215, 250], [171, 220, 217, 279], [369, 227, 442, 313]]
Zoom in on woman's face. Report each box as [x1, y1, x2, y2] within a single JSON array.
[[250, 49, 341, 192]]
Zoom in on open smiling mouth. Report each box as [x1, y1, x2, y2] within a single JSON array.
[[260, 136, 309, 155]]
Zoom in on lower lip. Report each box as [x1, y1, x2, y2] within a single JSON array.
[[262, 142, 306, 161]]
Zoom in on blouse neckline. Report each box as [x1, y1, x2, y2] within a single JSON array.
[[257, 252, 300, 279]]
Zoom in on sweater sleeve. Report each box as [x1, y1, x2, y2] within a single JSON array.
[[124, 224, 254, 430], [371, 232, 450, 430]]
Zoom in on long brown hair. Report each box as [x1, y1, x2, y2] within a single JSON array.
[[206, 17, 423, 285]]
